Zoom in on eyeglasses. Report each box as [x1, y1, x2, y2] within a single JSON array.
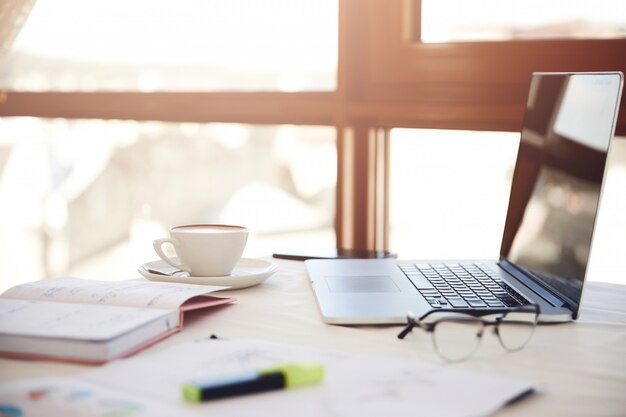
[[397, 304, 540, 362]]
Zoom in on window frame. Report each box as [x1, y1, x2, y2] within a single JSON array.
[[1, 0, 625, 252]]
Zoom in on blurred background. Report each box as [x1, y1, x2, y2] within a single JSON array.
[[0, 0, 625, 291]]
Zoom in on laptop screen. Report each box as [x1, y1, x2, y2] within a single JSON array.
[[500, 72, 623, 312]]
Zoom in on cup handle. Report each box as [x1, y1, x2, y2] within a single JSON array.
[[153, 238, 191, 272]]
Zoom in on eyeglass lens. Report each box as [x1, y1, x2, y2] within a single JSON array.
[[496, 310, 537, 351], [432, 317, 484, 362]]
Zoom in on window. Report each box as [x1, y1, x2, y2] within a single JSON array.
[[0, 118, 335, 290], [1, 0, 625, 288], [389, 129, 518, 259], [1, 0, 338, 92], [389, 129, 626, 284], [336, 0, 626, 284], [1, 0, 339, 291], [421, 0, 626, 43]]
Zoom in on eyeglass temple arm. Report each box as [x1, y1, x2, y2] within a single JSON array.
[[397, 323, 414, 339]]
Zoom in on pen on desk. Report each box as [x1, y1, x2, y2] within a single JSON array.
[[182, 362, 324, 402]]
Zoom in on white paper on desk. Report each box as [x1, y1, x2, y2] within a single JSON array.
[[0, 378, 194, 417], [0, 339, 535, 417]]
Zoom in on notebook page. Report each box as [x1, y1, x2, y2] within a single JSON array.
[[0, 277, 226, 310], [0, 299, 175, 340]]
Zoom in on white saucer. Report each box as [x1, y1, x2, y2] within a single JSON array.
[[138, 258, 278, 290]]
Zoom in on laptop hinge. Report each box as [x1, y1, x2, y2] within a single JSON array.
[[498, 260, 569, 308]]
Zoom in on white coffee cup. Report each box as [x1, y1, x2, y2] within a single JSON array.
[[153, 224, 248, 277]]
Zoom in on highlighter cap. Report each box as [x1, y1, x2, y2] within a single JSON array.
[[182, 383, 202, 402], [259, 362, 324, 388]]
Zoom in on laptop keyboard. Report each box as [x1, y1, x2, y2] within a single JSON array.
[[398, 263, 529, 309]]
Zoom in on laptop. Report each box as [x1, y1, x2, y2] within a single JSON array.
[[306, 72, 624, 324]]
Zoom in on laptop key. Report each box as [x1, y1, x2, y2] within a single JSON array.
[[499, 297, 520, 307], [408, 276, 435, 290], [447, 298, 469, 308], [421, 292, 440, 298], [486, 301, 505, 307], [467, 299, 487, 307], [440, 291, 458, 297], [399, 263, 417, 268]]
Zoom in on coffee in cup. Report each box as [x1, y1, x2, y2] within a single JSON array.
[[153, 224, 248, 276]]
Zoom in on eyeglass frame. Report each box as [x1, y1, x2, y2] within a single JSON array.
[[397, 304, 541, 361]]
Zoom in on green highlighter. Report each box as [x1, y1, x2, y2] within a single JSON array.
[[182, 362, 324, 402]]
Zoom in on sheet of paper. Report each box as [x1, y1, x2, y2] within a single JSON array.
[[0, 277, 226, 310], [0, 299, 174, 340], [83, 338, 534, 417], [0, 378, 201, 417]]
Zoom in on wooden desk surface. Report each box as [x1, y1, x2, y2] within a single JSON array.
[[1, 258, 625, 416]]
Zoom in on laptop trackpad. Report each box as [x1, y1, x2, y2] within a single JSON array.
[[324, 276, 400, 293]]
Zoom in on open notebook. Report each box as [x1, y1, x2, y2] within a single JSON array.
[[0, 277, 232, 364]]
